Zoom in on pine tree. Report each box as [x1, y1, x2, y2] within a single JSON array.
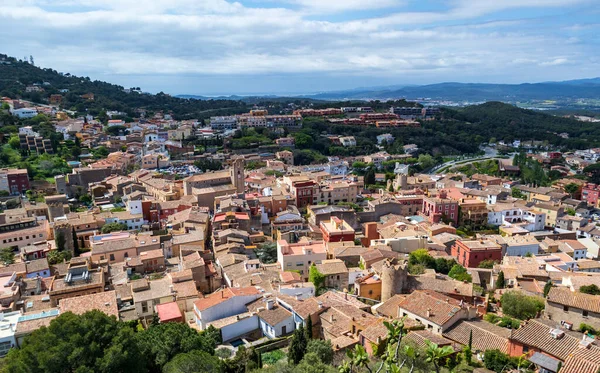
[[305, 316, 313, 340]]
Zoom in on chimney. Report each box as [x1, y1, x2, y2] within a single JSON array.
[[295, 293, 302, 301], [318, 301, 323, 309], [266, 299, 274, 310], [330, 314, 334, 322], [426, 308, 432, 318]]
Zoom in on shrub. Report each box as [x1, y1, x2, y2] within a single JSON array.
[[500, 291, 544, 320], [579, 323, 598, 335]]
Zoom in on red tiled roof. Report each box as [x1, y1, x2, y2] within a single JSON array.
[[397, 290, 465, 326], [156, 302, 183, 322]]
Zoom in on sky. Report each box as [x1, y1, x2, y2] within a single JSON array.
[[1, 0, 599, 95]]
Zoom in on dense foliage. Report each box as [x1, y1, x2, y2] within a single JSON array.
[[3, 311, 222, 373], [500, 291, 545, 320], [0, 55, 247, 120]]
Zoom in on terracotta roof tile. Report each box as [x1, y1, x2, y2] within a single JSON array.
[[547, 287, 600, 313], [443, 320, 511, 353], [510, 320, 580, 361], [397, 290, 466, 327], [194, 286, 259, 312]]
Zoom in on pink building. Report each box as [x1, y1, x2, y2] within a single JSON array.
[[277, 239, 327, 281], [422, 191, 459, 226], [582, 183, 600, 206]]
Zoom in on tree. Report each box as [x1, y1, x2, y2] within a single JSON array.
[[349, 344, 371, 373], [0, 248, 15, 265], [417, 154, 435, 170], [580, 284, 600, 295], [308, 264, 325, 293], [306, 339, 333, 365], [543, 280, 554, 297], [137, 322, 217, 372], [54, 231, 65, 252], [500, 291, 544, 320], [483, 349, 518, 372], [566, 207, 576, 216], [408, 249, 435, 268], [305, 315, 313, 340], [295, 352, 337, 373], [564, 183, 580, 198], [79, 193, 92, 204], [163, 350, 224, 373], [101, 222, 128, 233], [496, 270, 505, 289], [583, 163, 600, 184], [464, 330, 473, 365], [289, 325, 308, 365], [364, 167, 376, 186], [72, 227, 81, 256], [3, 310, 145, 373], [478, 259, 497, 269], [424, 340, 454, 373], [8, 135, 20, 150], [511, 187, 524, 199], [47, 249, 71, 265], [448, 264, 472, 282]]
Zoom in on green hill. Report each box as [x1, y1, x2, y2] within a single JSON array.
[[0, 54, 248, 120]]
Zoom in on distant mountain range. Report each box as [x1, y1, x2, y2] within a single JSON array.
[[301, 78, 600, 101], [176, 78, 600, 103]]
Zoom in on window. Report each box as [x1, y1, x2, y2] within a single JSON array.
[[109, 254, 115, 261], [142, 301, 148, 313], [563, 305, 569, 312], [583, 310, 589, 317]]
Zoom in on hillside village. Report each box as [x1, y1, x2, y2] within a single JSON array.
[[2, 82, 600, 373]]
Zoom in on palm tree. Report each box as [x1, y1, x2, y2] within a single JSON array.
[[425, 340, 454, 373]]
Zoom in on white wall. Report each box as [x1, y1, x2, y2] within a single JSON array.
[[128, 200, 143, 215], [221, 315, 259, 342], [259, 315, 294, 338], [196, 294, 261, 329]]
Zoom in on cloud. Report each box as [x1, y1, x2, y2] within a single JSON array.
[[539, 58, 569, 66], [0, 0, 598, 93]]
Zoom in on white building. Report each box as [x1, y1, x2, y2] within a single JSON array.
[[376, 133, 394, 145], [339, 136, 356, 147], [11, 108, 37, 119], [193, 287, 261, 329], [18, 126, 38, 136], [0, 311, 21, 357]]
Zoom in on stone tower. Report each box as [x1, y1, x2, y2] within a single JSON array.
[[381, 259, 408, 302], [53, 221, 75, 256], [230, 156, 245, 194]]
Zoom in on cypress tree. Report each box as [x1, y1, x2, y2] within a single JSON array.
[[496, 271, 505, 289], [72, 227, 80, 256], [305, 316, 313, 340], [289, 325, 307, 365]]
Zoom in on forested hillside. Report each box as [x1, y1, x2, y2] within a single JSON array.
[[0, 54, 247, 120]]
